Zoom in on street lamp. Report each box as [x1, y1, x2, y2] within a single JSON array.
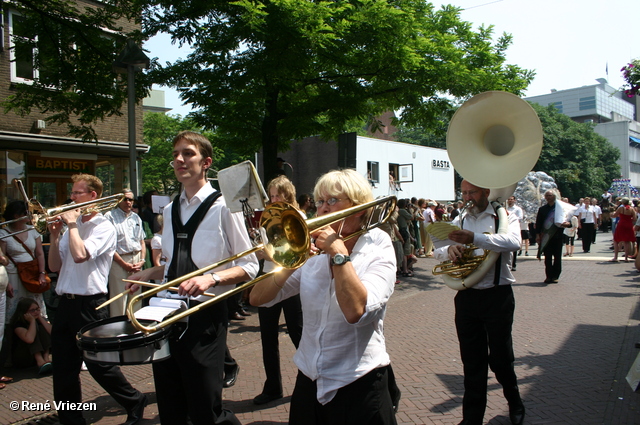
[[113, 40, 150, 198]]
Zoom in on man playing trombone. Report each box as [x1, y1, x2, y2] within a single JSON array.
[[127, 131, 258, 425], [251, 169, 398, 425]]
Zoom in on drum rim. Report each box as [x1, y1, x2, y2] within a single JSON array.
[[76, 315, 172, 351]]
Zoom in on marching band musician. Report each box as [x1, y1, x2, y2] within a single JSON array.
[[433, 180, 525, 425], [48, 174, 147, 425], [127, 131, 258, 425], [250, 169, 399, 425]]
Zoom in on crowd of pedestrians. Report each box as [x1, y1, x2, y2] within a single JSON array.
[[0, 135, 636, 425]]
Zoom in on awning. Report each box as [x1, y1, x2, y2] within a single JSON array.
[[630, 135, 640, 147]]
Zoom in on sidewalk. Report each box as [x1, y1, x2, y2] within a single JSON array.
[[1, 231, 639, 424]]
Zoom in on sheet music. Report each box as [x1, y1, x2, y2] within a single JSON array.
[[133, 297, 187, 322]]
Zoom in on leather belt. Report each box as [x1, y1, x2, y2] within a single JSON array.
[[62, 293, 106, 299]]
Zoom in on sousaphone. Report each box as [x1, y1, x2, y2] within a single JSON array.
[[435, 91, 543, 290]]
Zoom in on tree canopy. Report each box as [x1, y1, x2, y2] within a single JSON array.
[[141, 0, 534, 178], [142, 112, 251, 195]]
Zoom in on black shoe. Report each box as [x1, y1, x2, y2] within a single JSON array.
[[509, 404, 525, 425], [511, 266, 516, 271], [544, 278, 552, 284], [230, 312, 246, 321], [253, 392, 283, 405], [124, 394, 148, 425], [223, 365, 240, 388]]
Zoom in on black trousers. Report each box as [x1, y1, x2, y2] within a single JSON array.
[[582, 222, 595, 252], [289, 366, 397, 425], [454, 285, 521, 425], [257, 294, 303, 395], [152, 300, 240, 425], [52, 294, 143, 425], [543, 234, 564, 280]]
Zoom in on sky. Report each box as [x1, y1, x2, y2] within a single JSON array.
[[144, 0, 640, 117]]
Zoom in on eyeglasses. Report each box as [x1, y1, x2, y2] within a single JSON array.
[[123, 198, 134, 202], [28, 307, 41, 313], [70, 191, 89, 196], [315, 198, 344, 208]]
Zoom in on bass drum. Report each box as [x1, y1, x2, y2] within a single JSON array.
[[76, 316, 173, 365]]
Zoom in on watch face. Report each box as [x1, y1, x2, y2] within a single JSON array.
[[332, 254, 349, 265]]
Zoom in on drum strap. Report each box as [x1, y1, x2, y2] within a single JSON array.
[[166, 191, 222, 282]]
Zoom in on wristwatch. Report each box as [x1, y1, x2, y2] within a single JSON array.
[[330, 253, 351, 266], [210, 273, 221, 287]]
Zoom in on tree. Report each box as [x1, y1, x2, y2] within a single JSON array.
[[142, 113, 251, 195], [621, 59, 640, 98], [2, 0, 150, 141], [528, 103, 619, 202], [142, 0, 534, 179]]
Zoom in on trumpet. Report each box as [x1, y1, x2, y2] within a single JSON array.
[[126, 196, 397, 333], [0, 179, 124, 239]]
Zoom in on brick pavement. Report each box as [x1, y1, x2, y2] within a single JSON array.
[[1, 231, 639, 424]]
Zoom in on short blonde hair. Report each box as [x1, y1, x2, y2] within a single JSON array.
[[71, 174, 103, 197], [314, 169, 374, 225]]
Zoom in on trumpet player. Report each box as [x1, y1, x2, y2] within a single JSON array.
[[127, 131, 258, 425], [433, 180, 525, 425], [251, 169, 399, 425], [48, 174, 147, 425]]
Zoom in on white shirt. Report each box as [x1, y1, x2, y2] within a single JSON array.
[[161, 183, 259, 301], [577, 205, 596, 223], [507, 204, 524, 231], [105, 207, 145, 254], [433, 203, 521, 289], [266, 227, 396, 405], [55, 214, 116, 296]]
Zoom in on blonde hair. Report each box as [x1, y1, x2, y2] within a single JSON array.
[[71, 174, 103, 197], [266, 175, 298, 208], [313, 169, 374, 225]]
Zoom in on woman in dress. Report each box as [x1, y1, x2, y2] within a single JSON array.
[[0, 201, 49, 321], [611, 197, 637, 262]]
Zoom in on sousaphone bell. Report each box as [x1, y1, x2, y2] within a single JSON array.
[[433, 91, 543, 290]]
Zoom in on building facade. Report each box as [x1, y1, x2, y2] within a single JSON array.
[[0, 1, 147, 210], [525, 79, 640, 187], [259, 132, 455, 202]]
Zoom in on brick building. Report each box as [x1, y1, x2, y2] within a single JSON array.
[[0, 1, 147, 209]]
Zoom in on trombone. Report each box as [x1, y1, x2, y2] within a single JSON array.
[[126, 195, 397, 333], [0, 179, 124, 239]]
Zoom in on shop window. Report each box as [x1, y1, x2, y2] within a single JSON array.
[[0, 151, 27, 214]]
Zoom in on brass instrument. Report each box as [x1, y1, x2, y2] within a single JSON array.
[[0, 179, 124, 239], [126, 195, 397, 333], [433, 91, 543, 290]]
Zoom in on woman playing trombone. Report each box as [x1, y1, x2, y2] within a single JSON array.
[[250, 169, 399, 425]]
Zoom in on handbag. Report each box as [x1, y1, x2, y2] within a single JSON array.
[[6, 235, 51, 294]]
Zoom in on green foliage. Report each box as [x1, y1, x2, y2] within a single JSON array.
[[142, 113, 251, 195], [529, 103, 620, 202], [621, 59, 640, 97], [2, 0, 151, 141], [141, 0, 534, 178]]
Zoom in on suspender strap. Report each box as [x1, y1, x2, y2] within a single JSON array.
[[166, 191, 222, 281]]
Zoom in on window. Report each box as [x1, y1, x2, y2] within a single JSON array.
[[367, 161, 379, 184], [630, 162, 640, 174], [9, 12, 36, 82], [579, 96, 596, 111]]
